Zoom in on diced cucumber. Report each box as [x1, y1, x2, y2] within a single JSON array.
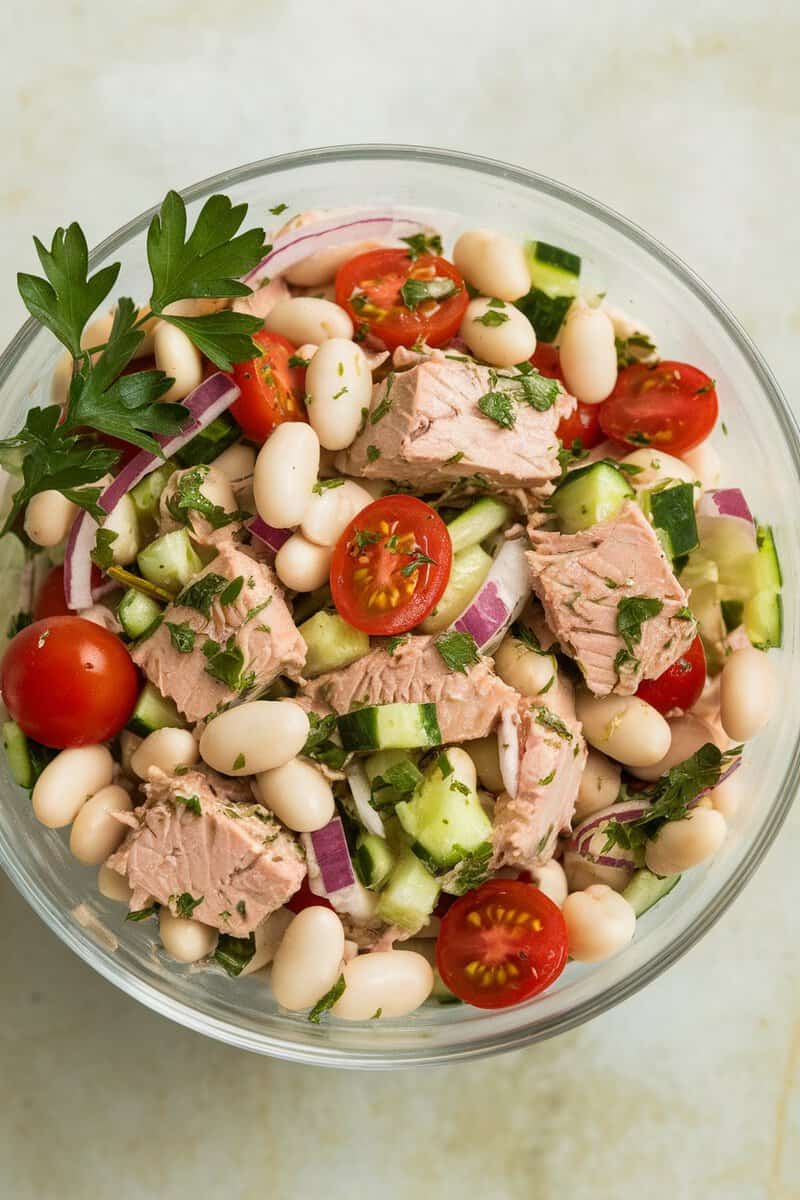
[[137, 529, 203, 593], [118, 588, 163, 639], [515, 290, 574, 343], [354, 834, 396, 891], [446, 497, 512, 555], [623, 868, 681, 917], [744, 589, 782, 650], [419, 543, 492, 634], [127, 683, 187, 736], [645, 482, 699, 558], [750, 525, 782, 592], [130, 464, 175, 525], [524, 240, 581, 296], [377, 848, 440, 930], [720, 598, 744, 632], [299, 610, 370, 677], [3, 721, 32, 788], [292, 585, 332, 625], [174, 412, 240, 467], [337, 703, 441, 752], [551, 461, 634, 533], [395, 755, 493, 870], [365, 750, 423, 810]]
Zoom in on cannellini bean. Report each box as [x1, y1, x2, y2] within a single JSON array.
[[459, 297, 536, 367], [332, 950, 434, 1020], [130, 728, 199, 780], [681, 442, 721, 493], [720, 647, 777, 742], [296, 342, 319, 362], [159, 909, 218, 964], [301, 479, 372, 547], [563, 849, 634, 894], [575, 692, 671, 767], [163, 298, 226, 318], [453, 230, 530, 302], [253, 422, 320, 529], [24, 490, 77, 547], [443, 747, 478, 793], [494, 634, 556, 699], [212, 442, 257, 482], [286, 241, 381, 288], [709, 769, 745, 820], [645, 808, 727, 876], [255, 757, 335, 832], [153, 322, 203, 403], [240, 907, 294, 977], [530, 859, 568, 907], [69, 784, 133, 864], [575, 750, 622, 822], [629, 715, 720, 782], [264, 297, 353, 346], [464, 736, 504, 794], [270, 907, 345, 1011], [563, 885, 636, 961], [558, 300, 618, 404], [602, 304, 657, 359], [199, 700, 309, 777], [32, 745, 114, 828], [618, 449, 697, 491], [305, 338, 373, 450], [102, 493, 140, 565], [50, 353, 73, 406], [275, 533, 332, 592], [97, 864, 134, 903]]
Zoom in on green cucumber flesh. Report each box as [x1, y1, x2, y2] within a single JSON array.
[[744, 589, 782, 650], [337, 703, 441, 752], [419, 543, 492, 634], [395, 757, 492, 869], [174, 413, 239, 467], [299, 610, 370, 678], [130, 464, 175, 524], [623, 869, 681, 917], [3, 721, 32, 788], [515, 289, 573, 343], [551, 461, 634, 533], [446, 497, 512, 555], [354, 834, 396, 890], [376, 849, 440, 930], [137, 529, 203, 592], [127, 683, 187, 736], [118, 588, 163, 639], [524, 240, 581, 295]]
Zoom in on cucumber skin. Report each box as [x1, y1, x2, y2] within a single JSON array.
[[118, 589, 163, 639], [551, 462, 634, 533], [299, 610, 369, 678], [137, 529, 203, 592], [3, 721, 32, 789], [446, 497, 512, 555], [377, 850, 440, 930], [337, 703, 441, 752], [127, 683, 187, 736], [623, 869, 681, 917], [530, 240, 581, 278], [354, 834, 395, 891]]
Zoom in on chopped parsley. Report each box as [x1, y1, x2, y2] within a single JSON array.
[[474, 307, 509, 327], [627, 431, 651, 446], [538, 769, 556, 786], [213, 933, 255, 977], [232, 751, 246, 770], [302, 712, 348, 770], [167, 465, 240, 530], [386, 633, 409, 655], [400, 232, 443, 260], [614, 647, 640, 673], [202, 635, 254, 693], [370, 759, 423, 808], [366, 445, 381, 463], [370, 372, 395, 424], [6, 610, 32, 639], [478, 391, 516, 429], [444, 451, 465, 465], [435, 630, 480, 674], [557, 437, 589, 473], [615, 331, 657, 368], [510, 622, 548, 655], [399, 276, 458, 310], [219, 576, 245, 606], [308, 974, 346, 1023], [534, 706, 573, 741], [617, 596, 664, 655], [177, 572, 229, 617], [174, 793, 202, 816], [449, 779, 471, 796], [91, 527, 119, 570], [400, 552, 437, 577], [447, 842, 492, 896], [312, 478, 346, 494], [288, 353, 310, 368], [166, 621, 196, 654], [173, 892, 203, 919], [269, 202, 289, 215], [236, 900, 247, 918], [675, 606, 694, 621], [126, 904, 158, 922], [353, 528, 382, 552], [332, 386, 349, 400]]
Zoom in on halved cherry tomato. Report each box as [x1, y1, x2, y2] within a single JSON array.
[[230, 330, 307, 443], [1, 616, 139, 748], [335, 249, 469, 350], [286, 877, 334, 914], [599, 361, 718, 454], [557, 401, 604, 452], [330, 495, 452, 635], [437, 879, 568, 1009], [34, 565, 71, 621], [530, 343, 565, 383], [636, 634, 707, 715]]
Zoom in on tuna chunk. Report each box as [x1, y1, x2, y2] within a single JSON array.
[[335, 357, 573, 495], [299, 634, 518, 743], [106, 767, 305, 935], [492, 697, 587, 869], [133, 540, 305, 724], [158, 464, 247, 550], [527, 502, 696, 697]]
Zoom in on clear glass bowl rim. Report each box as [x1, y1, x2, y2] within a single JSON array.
[[1, 142, 798, 1069]]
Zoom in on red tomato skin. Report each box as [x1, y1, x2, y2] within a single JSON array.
[[34, 566, 71, 620], [557, 400, 604, 451], [636, 635, 707, 715], [286, 878, 334, 914], [230, 330, 306, 443], [436, 879, 569, 1009], [599, 361, 718, 454], [530, 343, 565, 382], [1, 617, 139, 748]]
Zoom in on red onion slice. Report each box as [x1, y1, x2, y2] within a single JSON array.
[[497, 707, 521, 799], [452, 538, 529, 652], [697, 488, 754, 525], [303, 819, 378, 923], [247, 516, 292, 555], [569, 801, 653, 871]]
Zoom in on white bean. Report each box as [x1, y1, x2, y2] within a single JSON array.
[[253, 422, 320, 529], [459, 297, 536, 367], [563, 884, 637, 961], [296, 342, 319, 362], [270, 907, 345, 1011], [301, 479, 372, 547], [443, 747, 478, 793], [159, 909, 218, 963], [240, 907, 294, 977], [275, 533, 332, 592], [645, 807, 727, 876], [558, 300, 618, 404], [153, 322, 204, 403], [32, 745, 114, 828], [102, 493, 140, 565], [286, 241, 381, 287], [332, 950, 434, 1020], [305, 338, 373, 450], [494, 634, 556, 699], [264, 297, 353, 346], [720, 647, 777, 742], [709, 769, 745, 820], [23, 490, 77, 548], [618, 449, 697, 491], [563, 849, 634, 894], [629, 715, 719, 783], [69, 784, 133, 864], [199, 700, 309, 776], [529, 859, 568, 907], [163, 298, 226, 318], [575, 692, 671, 767], [212, 442, 257, 482], [255, 757, 335, 832], [130, 728, 199, 780], [50, 353, 73, 407], [453, 230, 530, 302], [575, 750, 622, 822], [463, 736, 504, 794], [681, 441, 721, 493], [97, 864, 133, 903]]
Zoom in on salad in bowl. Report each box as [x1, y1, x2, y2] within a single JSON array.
[[0, 174, 784, 1029]]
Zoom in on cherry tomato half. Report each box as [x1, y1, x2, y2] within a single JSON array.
[[557, 401, 604, 453], [437, 879, 568, 1009], [330, 495, 452, 635], [286, 877, 334, 915], [636, 634, 707, 715], [335, 249, 469, 350], [599, 361, 718, 454], [1, 617, 139, 748], [530, 343, 565, 383], [34, 565, 71, 621], [231, 330, 307, 443]]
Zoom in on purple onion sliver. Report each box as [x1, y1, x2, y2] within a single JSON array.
[[697, 487, 754, 525], [247, 516, 292, 554], [309, 817, 356, 894]]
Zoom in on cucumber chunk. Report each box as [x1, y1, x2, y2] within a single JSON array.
[[395, 754, 493, 870], [551, 461, 634, 533], [419, 543, 492, 634], [377, 849, 440, 930], [744, 589, 782, 650], [446, 497, 512, 555], [623, 868, 681, 917], [174, 413, 239, 467], [137, 529, 203, 593], [130, 464, 175, 525], [118, 588, 163, 639], [3, 721, 32, 788], [127, 683, 187, 736], [751, 525, 782, 592], [645, 482, 699, 558], [354, 834, 396, 891], [524, 240, 581, 295], [337, 703, 441, 752], [299, 610, 370, 678]]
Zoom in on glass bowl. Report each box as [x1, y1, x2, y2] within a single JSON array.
[[0, 145, 796, 1068]]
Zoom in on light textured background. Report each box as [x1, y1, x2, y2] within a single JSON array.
[[1, 2, 798, 1197]]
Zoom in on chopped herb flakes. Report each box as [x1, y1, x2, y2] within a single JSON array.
[[166, 621, 196, 654], [478, 391, 516, 429], [236, 900, 247, 918], [177, 572, 229, 617], [400, 232, 443, 260], [370, 372, 395, 425], [173, 892, 203, 919], [243, 596, 273, 626], [312, 478, 345, 494], [538, 769, 556, 786], [400, 276, 458, 310], [91, 527, 118, 570], [617, 596, 664, 655], [174, 793, 202, 816], [219, 576, 245, 606], [675, 606, 694, 621], [450, 779, 470, 796], [232, 751, 246, 770], [370, 760, 423, 808], [308, 974, 346, 1023], [269, 203, 289, 215], [400, 553, 437, 577], [302, 712, 348, 770], [202, 635, 254, 692], [447, 842, 492, 896], [288, 354, 310, 368], [126, 904, 157, 922], [386, 634, 409, 655], [534, 707, 573, 741], [444, 451, 465, 465], [167, 465, 241, 531], [435, 630, 480, 674], [213, 933, 255, 977], [475, 308, 509, 327], [366, 445, 381, 463]]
